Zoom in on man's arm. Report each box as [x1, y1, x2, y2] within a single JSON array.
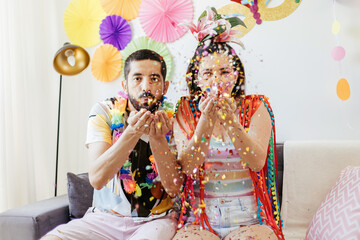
[[148, 111, 185, 198], [88, 128, 141, 190], [88, 110, 152, 190], [149, 135, 184, 198]]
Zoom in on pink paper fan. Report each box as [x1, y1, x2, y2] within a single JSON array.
[[139, 0, 194, 43]]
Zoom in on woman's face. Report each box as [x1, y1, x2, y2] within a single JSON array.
[[196, 52, 237, 98]]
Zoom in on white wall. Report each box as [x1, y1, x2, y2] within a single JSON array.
[[54, 0, 360, 195]]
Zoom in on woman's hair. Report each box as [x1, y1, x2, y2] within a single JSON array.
[[186, 41, 245, 100]]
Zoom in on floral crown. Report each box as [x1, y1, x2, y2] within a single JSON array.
[[182, 7, 246, 48]]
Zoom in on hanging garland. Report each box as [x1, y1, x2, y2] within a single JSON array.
[[331, 0, 350, 101]]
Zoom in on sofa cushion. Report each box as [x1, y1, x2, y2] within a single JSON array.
[[281, 141, 360, 240], [67, 172, 94, 219], [306, 166, 360, 239]]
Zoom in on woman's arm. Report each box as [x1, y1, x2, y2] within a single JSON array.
[[218, 98, 272, 171], [174, 97, 217, 176]]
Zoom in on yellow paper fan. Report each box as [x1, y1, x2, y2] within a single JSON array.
[[91, 44, 122, 82], [64, 0, 106, 48], [101, 0, 142, 21]]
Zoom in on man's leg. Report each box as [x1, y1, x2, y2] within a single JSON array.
[[41, 209, 129, 240]]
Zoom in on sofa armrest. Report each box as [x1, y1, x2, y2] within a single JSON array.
[[0, 194, 70, 240]]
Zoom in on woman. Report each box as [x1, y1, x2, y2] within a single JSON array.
[[173, 8, 284, 240]]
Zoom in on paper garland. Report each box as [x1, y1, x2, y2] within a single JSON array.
[[218, 4, 256, 39], [100, 0, 142, 21], [138, 0, 194, 43], [332, 0, 350, 101], [91, 44, 122, 82], [99, 15, 132, 51], [219, 0, 302, 39], [64, 0, 106, 48], [121, 36, 173, 81], [337, 78, 351, 101]]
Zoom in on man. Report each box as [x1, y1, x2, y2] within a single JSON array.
[[42, 49, 184, 240]]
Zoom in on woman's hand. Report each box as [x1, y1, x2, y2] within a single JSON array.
[[215, 96, 237, 124], [199, 96, 218, 123]]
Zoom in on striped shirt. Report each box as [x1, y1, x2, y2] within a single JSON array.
[[192, 136, 258, 237]]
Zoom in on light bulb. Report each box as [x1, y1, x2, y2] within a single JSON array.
[[65, 49, 76, 67], [67, 56, 76, 67]]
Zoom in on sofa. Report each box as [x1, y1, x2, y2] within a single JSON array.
[[0, 141, 359, 240]]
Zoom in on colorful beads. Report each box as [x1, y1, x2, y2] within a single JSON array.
[[177, 95, 284, 239]]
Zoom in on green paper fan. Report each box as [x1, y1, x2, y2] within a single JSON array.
[[121, 36, 173, 81]]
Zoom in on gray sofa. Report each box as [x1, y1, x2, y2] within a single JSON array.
[[0, 143, 284, 240]]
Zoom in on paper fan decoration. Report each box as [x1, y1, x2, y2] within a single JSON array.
[[138, 0, 194, 43], [100, 0, 142, 21], [64, 0, 106, 48], [100, 15, 132, 51], [121, 36, 173, 81], [91, 44, 122, 82]]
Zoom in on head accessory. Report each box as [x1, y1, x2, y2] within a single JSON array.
[[181, 7, 246, 48]]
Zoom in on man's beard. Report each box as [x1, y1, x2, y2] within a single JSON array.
[[128, 91, 163, 113]]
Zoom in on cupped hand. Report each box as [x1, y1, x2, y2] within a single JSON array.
[[198, 96, 219, 123], [215, 96, 237, 124], [149, 110, 172, 139], [127, 109, 153, 135]]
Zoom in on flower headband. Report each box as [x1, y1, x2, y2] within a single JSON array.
[[182, 7, 246, 48]]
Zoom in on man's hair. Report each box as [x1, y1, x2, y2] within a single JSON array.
[[124, 49, 167, 81], [186, 41, 245, 100]]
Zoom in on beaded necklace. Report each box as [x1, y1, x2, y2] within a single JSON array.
[[176, 95, 284, 240], [110, 92, 175, 196]]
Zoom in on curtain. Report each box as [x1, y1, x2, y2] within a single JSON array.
[[0, 0, 94, 212]]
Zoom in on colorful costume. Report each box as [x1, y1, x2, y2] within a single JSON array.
[[86, 95, 176, 218], [176, 95, 284, 239], [46, 95, 179, 240]]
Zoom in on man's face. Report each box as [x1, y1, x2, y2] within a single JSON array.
[[124, 59, 169, 112]]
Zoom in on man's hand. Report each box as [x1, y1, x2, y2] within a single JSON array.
[[127, 109, 153, 136], [149, 111, 172, 139]]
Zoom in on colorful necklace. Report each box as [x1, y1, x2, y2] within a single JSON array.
[[110, 91, 175, 196], [119, 155, 158, 197]]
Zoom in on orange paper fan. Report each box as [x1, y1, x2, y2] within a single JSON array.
[[101, 0, 142, 21], [91, 44, 122, 82]]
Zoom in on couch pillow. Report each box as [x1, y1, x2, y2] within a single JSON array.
[[306, 166, 360, 239], [67, 172, 94, 219]]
